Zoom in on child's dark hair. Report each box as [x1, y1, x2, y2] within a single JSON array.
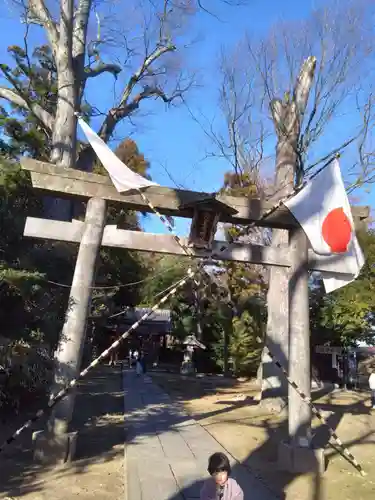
[[207, 452, 231, 476]]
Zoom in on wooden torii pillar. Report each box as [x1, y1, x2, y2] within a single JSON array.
[[21, 158, 370, 470]]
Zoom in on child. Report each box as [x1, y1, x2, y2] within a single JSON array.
[[200, 452, 244, 500]]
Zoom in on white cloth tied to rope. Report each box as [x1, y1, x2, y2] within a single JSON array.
[[77, 117, 159, 193]]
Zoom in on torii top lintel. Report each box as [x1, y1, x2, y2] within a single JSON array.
[[21, 158, 370, 230]]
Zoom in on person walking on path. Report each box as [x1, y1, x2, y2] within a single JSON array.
[[140, 351, 147, 374], [200, 452, 244, 500], [369, 370, 375, 409], [135, 357, 143, 377], [133, 349, 139, 363]]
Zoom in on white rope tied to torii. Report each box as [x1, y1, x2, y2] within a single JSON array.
[[0, 119, 366, 477], [257, 337, 366, 476], [77, 115, 364, 293], [0, 270, 195, 454]]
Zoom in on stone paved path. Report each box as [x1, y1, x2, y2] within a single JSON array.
[[123, 370, 278, 500]]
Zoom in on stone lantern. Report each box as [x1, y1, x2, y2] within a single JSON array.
[[181, 334, 206, 375]]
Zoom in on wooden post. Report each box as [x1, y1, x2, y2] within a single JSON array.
[[49, 197, 106, 437], [288, 226, 311, 446], [193, 285, 203, 341]]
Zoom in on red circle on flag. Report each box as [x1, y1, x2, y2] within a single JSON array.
[[321, 207, 352, 253]]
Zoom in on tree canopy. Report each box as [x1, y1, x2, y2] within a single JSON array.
[[311, 229, 375, 348]]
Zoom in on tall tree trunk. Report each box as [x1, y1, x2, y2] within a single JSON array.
[[261, 58, 316, 417], [46, 0, 77, 222], [51, 0, 76, 168]]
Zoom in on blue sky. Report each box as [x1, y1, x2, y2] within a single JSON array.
[[0, 0, 374, 237]]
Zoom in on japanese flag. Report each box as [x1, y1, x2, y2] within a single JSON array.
[[284, 159, 365, 293], [77, 117, 158, 193]]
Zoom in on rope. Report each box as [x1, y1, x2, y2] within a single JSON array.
[[258, 337, 366, 476], [136, 190, 202, 288], [1, 154, 351, 464], [107, 280, 182, 319], [0, 270, 195, 455], [39, 259, 184, 290]]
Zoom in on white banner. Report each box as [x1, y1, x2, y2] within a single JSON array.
[[77, 117, 158, 193]]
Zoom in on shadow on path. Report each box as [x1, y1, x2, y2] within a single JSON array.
[[0, 365, 124, 498], [143, 364, 374, 500], [0, 363, 372, 500]]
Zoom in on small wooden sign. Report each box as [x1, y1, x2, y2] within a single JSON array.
[[315, 345, 343, 355]]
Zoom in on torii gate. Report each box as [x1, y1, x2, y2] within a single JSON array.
[[20, 157, 369, 471]]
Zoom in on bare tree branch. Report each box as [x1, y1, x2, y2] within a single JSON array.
[[212, 0, 375, 193], [118, 44, 176, 107], [28, 0, 59, 57], [72, 0, 92, 98], [97, 43, 176, 142], [83, 63, 122, 79], [114, 83, 181, 117], [198, 46, 270, 190], [76, 1, 198, 169], [72, 0, 92, 62], [197, 0, 249, 18], [0, 87, 53, 130], [4, 0, 238, 174], [348, 91, 375, 190]]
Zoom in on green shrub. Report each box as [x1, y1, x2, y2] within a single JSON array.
[[0, 338, 53, 419], [230, 311, 262, 377]]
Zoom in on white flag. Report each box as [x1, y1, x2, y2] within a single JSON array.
[[284, 159, 365, 293], [77, 117, 158, 193]]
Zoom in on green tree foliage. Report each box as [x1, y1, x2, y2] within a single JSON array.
[[0, 45, 157, 417], [310, 229, 375, 347], [230, 311, 262, 376], [0, 44, 91, 161], [139, 254, 191, 308], [216, 170, 267, 374], [221, 170, 259, 198], [201, 279, 232, 372], [0, 156, 74, 346], [0, 156, 67, 416], [168, 271, 229, 372], [220, 171, 267, 308], [0, 45, 57, 160], [154, 169, 269, 375], [92, 137, 152, 318], [0, 42, 154, 331]]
